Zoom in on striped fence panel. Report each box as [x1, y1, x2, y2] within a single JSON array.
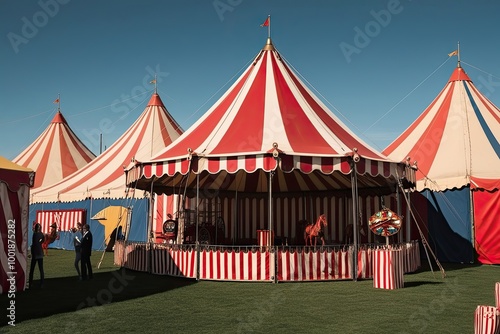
[[151, 245, 197, 278], [373, 248, 404, 290], [357, 247, 373, 279], [199, 249, 275, 282], [122, 242, 149, 272], [474, 305, 500, 334], [402, 241, 421, 273], [277, 248, 352, 281]]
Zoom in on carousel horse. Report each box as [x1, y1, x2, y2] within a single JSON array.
[[41, 223, 59, 256], [343, 223, 366, 244], [304, 214, 328, 247]]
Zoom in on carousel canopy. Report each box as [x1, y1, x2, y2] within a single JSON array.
[[383, 64, 500, 191], [127, 38, 414, 196], [14, 111, 95, 189], [31, 93, 183, 203]]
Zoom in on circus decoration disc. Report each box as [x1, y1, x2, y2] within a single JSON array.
[[368, 208, 403, 237]]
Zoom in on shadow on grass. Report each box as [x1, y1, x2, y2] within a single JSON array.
[[403, 280, 444, 288], [1, 268, 197, 326]]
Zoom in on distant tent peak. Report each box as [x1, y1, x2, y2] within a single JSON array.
[[51, 110, 67, 124], [147, 93, 165, 107], [448, 66, 471, 83]]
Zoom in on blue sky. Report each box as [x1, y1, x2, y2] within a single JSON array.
[[1, 0, 499, 160]]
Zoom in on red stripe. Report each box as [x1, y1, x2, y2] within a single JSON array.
[[200, 250, 206, 279], [244, 155, 257, 173], [320, 157, 334, 174], [155, 163, 163, 177], [281, 60, 380, 158], [58, 125, 79, 177], [383, 83, 451, 156], [167, 161, 176, 175], [226, 157, 238, 173], [231, 251, 237, 280], [211, 53, 268, 154], [340, 159, 351, 174], [271, 55, 333, 154], [239, 251, 244, 280], [155, 63, 256, 159], [299, 156, 313, 173]]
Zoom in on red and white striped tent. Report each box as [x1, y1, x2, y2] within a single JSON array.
[[13, 110, 96, 189], [31, 92, 183, 203], [383, 62, 500, 264], [0, 156, 35, 294], [126, 38, 414, 245], [30, 92, 185, 246]]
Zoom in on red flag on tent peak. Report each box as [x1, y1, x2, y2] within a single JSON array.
[[260, 16, 270, 27], [53, 98, 60, 104]]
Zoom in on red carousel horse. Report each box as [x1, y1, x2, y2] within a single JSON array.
[[304, 214, 328, 247], [41, 223, 59, 255]]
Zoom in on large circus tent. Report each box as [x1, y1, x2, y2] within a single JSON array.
[[13, 104, 96, 189], [126, 37, 416, 251], [30, 91, 184, 251], [384, 59, 500, 264]]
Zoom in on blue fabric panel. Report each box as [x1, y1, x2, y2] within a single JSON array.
[[422, 188, 474, 263]]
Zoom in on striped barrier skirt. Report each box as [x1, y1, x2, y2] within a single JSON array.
[[372, 248, 404, 290], [474, 305, 500, 334], [199, 249, 275, 281], [277, 248, 352, 281]]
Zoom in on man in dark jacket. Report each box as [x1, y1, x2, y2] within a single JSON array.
[[80, 223, 93, 280], [29, 223, 45, 288]]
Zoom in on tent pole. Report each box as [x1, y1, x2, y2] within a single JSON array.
[[196, 173, 200, 280], [396, 185, 402, 243], [148, 182, 155, 243], [405, 190, 411, 242], [268, 171, 273, 251], [350, 159, 359, 282]]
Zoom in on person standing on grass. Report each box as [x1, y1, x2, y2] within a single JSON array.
[[72, 223, 83, 280], [28, 223, 45, 288], [80, 223, 93, 280]]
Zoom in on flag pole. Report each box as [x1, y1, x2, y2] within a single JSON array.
[[457, 41, 461, 67], [268, 15, 271, 39]]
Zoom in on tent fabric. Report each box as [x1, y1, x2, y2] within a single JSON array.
[[384, 63, 500, 264], [0, 156, 34, 294], [29, 198, 148, 252], [14, 111, 96, 188], [127, 38, 414, 194], [31, 93, 183, 203], [419, 189, 474, 263], [384, 66, 500, 192], [474, 189, 500, 264]]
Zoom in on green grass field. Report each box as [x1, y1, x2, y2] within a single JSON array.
[[1, 249, 498, 333]]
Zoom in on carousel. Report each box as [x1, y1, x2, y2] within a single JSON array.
[[117, 35, 421, 283]]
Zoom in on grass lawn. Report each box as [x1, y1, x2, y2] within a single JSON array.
[[1, 249, 498, 333]]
